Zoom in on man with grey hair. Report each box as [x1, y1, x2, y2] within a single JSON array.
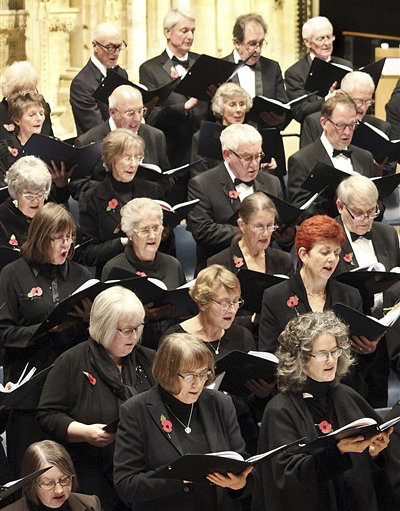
[[285, 16, 352, 124], [70, 85, 169, 199], [139, 8, 208, 167], [187, 123, 283, 270], [70, 22, 128, 135]]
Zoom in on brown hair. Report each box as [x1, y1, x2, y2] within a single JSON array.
[[102, 128, 145, 172], [22, 440, 77, 505], [233, 13, 267, 43], [154, 333, 215, 394], [320, 91, 356, 119], [21, 202, 76, 264], [8, 90, 46, 133], [189, 264, 240, 307]]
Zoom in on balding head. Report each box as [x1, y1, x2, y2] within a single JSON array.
[[92, 23, 125, 69], [109, 86, 144, 133], [340, 72, 375, 120]]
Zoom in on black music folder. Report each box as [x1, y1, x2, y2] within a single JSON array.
[[0, 468, 51, 500], [237, 269, 287, 313]]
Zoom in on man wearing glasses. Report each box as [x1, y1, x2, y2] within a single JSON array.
[[301, 72, 395, 175], [187, 123, 283, 272], [71, 85, 170, 199], [70, 22, 128, 135], [287, 93, 375, 218], [225, 13, 288, 129], [285, 16, 352, 124]]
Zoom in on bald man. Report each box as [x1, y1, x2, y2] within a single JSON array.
[[70, 22, 128, 135], [70, 85, 170, 199]]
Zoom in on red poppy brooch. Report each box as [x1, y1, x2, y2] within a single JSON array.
[[3, 123, 14, 132], [8, 146, 18, 157], [83, 371, 96, 386], [286, 295, 299, 308], [160, 414, 172, 433], [107, 198, 118, 212], [343, 253, 353, 264], [318, 420, 332, 434], [27, 287, 43, 299], [8, 235, 18, 246], [136, 271, 147, 277], [228, 190, 239, 200], [233, 255, 244, 268]]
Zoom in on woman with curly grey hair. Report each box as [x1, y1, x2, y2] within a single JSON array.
[[253, 311, 394, 511]]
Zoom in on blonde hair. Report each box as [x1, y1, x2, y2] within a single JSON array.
[[102, 128, 144, 172], [190, 264, 240, 306]]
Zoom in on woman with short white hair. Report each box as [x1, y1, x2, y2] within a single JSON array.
[[0, 156, 51, 248], [38, 285, 156, 511]]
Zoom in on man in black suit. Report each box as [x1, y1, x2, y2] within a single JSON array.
[[70, 85, 170, 199], [224, 13, 288, 130], [386, 78, 400, 141], [187, 123, 283, 271], [70, 22, 128, 136], [288, 93, 375, 218], [139, 9, 208, 167], [285, 16, 352, 124], [301, 71, 396, 175]]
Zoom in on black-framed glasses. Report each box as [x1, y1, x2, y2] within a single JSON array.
[[230, 149, 265, 163], [178, 370, 212, 383], [344, 204, 380, 221], [309, 347, 342, 362], [353, 99, 374, 108], [94, 40, 127, 53], [210, 298, 244, 311], [117, 324, 144, 337], [37, 476, 73, 491], [327, 119, 359, 132]]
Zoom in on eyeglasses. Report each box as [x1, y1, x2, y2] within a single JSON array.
[[37, 476, 73, 491], [94, 40, 127, 53], [230, 149, 265, 163], [115, 107, 147, 119], [245, 222, 278, 233], [327, 119, 359, 132], [50, 234, 75, 245], [132, 225, 163, 237], [312, 34, 335, 44], [120, 155, 144, 165], [242, 39, 268, 51], [19, 191, 46, 201], [344, 204, 380, 221], [210, 298, 245, 311], [353, 99, 374, 108], [178, 370, 212, 383], [117, 324, 144, 337], [309, 347, 342, 362]]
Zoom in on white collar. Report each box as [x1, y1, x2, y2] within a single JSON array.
[[166, 46, 189, 61], [90, 55, 108, 77], [320, 132, 349, 157], [309, 52, 332, 63]]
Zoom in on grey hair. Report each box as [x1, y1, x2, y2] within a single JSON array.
[[93, 22, 122, 42], [211, 83, 252, 118], [276, 311, 353, 393], [89, 286, 145, 348], [341, 71, 375, 95], [163, 8, 195, 31], [1, 61, 38, 98], [121, 197, 163, 238], [6, 156, 51, 200], [336, 174, 378, 206], [302, 16, 333, 40], [220, 123, 261, 152], [108, 84, 142, 109]]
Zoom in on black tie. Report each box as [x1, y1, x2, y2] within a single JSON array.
[[171, 56, 190, 69], [333, 149, 352, 158], [234, 178, 254, 187], [350, 231, 372, 242], [106, 65, 119, 75]]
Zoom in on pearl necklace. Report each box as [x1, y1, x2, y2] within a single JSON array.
[[165, 403, 194, 434]]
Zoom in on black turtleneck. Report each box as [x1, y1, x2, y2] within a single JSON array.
[[109, 174, 134, 203], [302, 378, 339, 434]]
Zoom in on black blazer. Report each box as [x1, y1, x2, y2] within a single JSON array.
[[2, 494, 102, 511], [385, 82, 400, 141], [70, 121, 170, 200], [78, 173, 162, 270], [70, 59, 128, 135], [187, 162, 283, 269], [139, 50, 209, 166], [284, 54, 353, 123], [113, 386, 247, 511], [287, 138, 375, 217]]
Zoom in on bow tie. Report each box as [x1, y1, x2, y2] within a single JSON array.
[[234, 178, 254, 187], [350, 231, 372, 242], [171, 56, 190, 69], [333, 148, 352, 158], [106, 65, 119, 75], [238, 60, 255, 68]]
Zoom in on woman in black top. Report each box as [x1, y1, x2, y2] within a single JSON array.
[[78, 128, 163, 277], [38, 286, 155, 511], [0, 203, 92, 477]]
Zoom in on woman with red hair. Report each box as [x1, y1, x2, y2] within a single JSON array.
[[258, 215, 383, 400]]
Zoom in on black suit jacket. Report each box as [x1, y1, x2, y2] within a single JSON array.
[[333, 218, 400, 275], [70, 121, 170, 199], [287, 138, 375, 217], [70, 60, 128, 135], [113, 386, 247, 511], [385, 79, 400, 141], [300, 112, 396, 174], [187, 163, 283, 269], [139, 50, 209, 166], [284, 54, 353, 123], [3, 494, 102, 511]]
